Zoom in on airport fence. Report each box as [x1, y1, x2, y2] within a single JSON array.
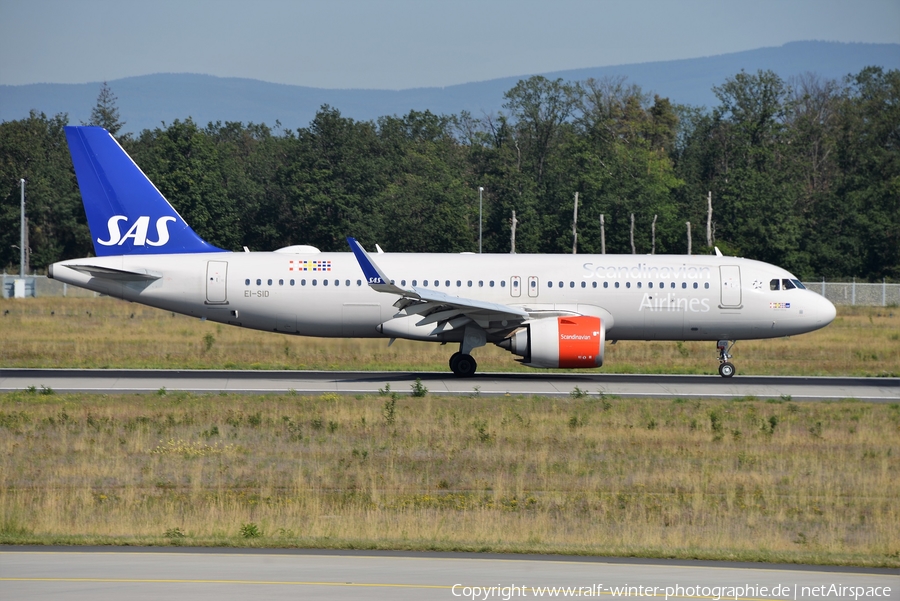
[[3, 273, 899, 306]]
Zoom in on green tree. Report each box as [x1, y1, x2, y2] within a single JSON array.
[[127, 119, 241, 250], [571, 78, 683, 255], [377, 111, 474, 252], [832, 67, 900, 279], [680, 70, 806, 271], [0, 112, 89, 271], [84, 82, 125, 136]]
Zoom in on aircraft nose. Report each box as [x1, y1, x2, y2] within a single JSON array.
[[817, 294, 837, 326]]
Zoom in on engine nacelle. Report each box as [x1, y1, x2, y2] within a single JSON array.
[[498, 316, 605, 369]]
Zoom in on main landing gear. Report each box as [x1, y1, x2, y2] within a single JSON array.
[[449, 352, 478, 377], [717, 339, 736, 378], [448, 325, 486, 377]]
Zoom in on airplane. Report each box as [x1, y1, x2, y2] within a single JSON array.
[[49, 126, 837, 378]]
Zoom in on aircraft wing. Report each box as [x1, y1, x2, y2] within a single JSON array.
[[65, 264, 162, 281], [347, 237, 528, 331]]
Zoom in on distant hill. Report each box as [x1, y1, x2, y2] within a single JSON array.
[[2, 41, 898, 134]]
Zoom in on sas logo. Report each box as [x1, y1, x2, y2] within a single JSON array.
[[97, 215, 176, 247]]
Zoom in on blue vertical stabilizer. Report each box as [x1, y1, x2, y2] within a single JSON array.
[[65, 126, 224, 256]]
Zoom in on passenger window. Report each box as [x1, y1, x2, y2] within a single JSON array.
[[648, 282, 653, 289], [279, 279, 284, 286], [501, 281, 506, 287], [770, 279, 780, 290], [558, 281, 563, 288], [603, 282, 608, 289], [290, 279, 295, 286], [693, 282, 698, 289], [704, 283, 710, 289], [592, 282, 597, 288], [356, 280, 362, 286], [670, 282, 674, 288], [256, 279, 261, 286], [345, 280, 350, 286], [681, 282, 687, 289], [782, 279, 795, 290], [301, 279, 306, 286], [334, 280, 339, 286], [478, 281, 484, 287], [569, 282, 574, 288], [312, 280, 317, 286], [548, 281, 553, 288], [323, 280, 328, 286], [581, 282, 586, 288], [446, 280, 451, 287], [456, 280, 461, 287], [424, 280, 429, 287], [267, 279, 272, 286], [468, 281, 472, 287], [412, 280, 417, 286], [401, 280, 406, 286], [615, 282, 620, 288], [531, 280, 536, 288], [490, 281, 495, 287], [637, 282, 642, 289], [245, 279, 250, 285], [626, 282, 631, 289]]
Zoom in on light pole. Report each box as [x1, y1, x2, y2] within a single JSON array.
[[20, 179, 25, 276], [478, 187, 484, 253]]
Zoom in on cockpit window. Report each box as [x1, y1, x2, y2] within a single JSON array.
[[782, 279, 795, 290], [770, 279, 780, 290], [791, 279, 806, 289]]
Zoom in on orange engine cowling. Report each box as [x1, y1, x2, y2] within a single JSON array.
[[498, 316, 605, 369]]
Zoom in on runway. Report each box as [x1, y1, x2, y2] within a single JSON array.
[[1, 547, 895, 601], [0, 368, 898, 401]]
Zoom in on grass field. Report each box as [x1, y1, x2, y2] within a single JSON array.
[[1, 297, 898, 565], [0, 390, 897, 566], [1, 297, 898, 375]]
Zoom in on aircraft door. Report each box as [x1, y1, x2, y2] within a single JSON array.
[[510, 276, 521, 298], [528, 276, 539, 298], [719, 265, 742, 308], [206, 261, 228, 304]]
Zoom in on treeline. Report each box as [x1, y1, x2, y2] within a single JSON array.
[[1, 67, 897, 280]]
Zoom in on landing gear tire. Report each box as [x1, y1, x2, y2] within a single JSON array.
[[450, 353, 477, 377], [716, 340, 736, 378]]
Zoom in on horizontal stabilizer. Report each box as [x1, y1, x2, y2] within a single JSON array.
[[66, 264, 162, 281]]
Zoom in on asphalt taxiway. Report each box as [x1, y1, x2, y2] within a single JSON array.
[[1, 368, 898, 401], [1, 547, 896, 601]]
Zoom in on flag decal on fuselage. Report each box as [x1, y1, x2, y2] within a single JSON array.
[[289, 260, 332, 272]]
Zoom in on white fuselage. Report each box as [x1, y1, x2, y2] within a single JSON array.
[[49, 250, 836, 343]]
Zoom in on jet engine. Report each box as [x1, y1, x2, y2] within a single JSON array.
[[498, 316, 605, 368]]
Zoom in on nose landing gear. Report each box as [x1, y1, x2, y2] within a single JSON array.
[[717, 339, 736, 377]]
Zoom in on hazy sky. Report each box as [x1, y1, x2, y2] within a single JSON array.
[[2, 0, 898, 89]]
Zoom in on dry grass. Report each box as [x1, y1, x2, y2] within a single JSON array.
[[1, 297, 898, 375], [0, 390, 897, 566]]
